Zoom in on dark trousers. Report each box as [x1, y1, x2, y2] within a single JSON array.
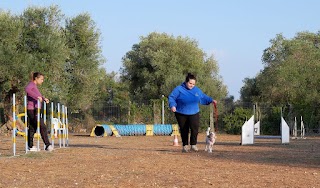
[[27, 109, 51, 148], [175, 112, 200, 146]]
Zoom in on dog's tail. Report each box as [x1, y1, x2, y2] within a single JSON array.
[[206, 127, 211, 136]]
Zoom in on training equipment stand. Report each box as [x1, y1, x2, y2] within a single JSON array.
[[241, 115, 290, 145]]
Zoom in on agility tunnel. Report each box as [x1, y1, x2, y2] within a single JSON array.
[[90, 124, 178, 137], [91, 125, 113, 137]]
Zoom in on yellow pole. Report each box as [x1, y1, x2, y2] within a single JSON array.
[[24, 96, 28, 153], [51, 102, 55, 149], [37, 100, 40, 151], [12, 94, 16, 156]]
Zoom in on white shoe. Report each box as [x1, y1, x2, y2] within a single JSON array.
[[28, 146, 39, 152], [191, 145, 199, 152], [182, 145, 189, 153], [45, 145, 53, 152]]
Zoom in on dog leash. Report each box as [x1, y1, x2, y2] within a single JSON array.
[[213, 102, 218, 133]]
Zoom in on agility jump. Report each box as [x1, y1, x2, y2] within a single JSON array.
[[241, 115, 290, 145]]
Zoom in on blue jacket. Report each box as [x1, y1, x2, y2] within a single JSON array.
[[168, 82, 213, 115]]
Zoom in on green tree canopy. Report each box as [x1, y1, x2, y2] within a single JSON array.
[[121, 32, 227, 102], [64, 13, 105, 111], [0, 5, 106, 125], [0, 6, 68, 102], [239, 31, 320, 129], [258, 32, 320, 105]]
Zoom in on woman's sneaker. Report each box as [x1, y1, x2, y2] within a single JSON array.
[[182, 145, 189, 153], [28, 146, 39, 152], [45, 145, 53, 152], [191, 145, 199, 152]]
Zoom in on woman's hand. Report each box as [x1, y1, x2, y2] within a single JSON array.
[[44, 98, 50, 103], [171, 106, 176, 112], [37, 96, 43, 102], [212, 100, 217, 105]]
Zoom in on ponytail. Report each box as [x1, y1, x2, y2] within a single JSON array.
[[185, 73, 196, 83], [30, 72, 44, 81]]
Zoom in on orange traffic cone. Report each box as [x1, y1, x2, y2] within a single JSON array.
[[173, 135, 179, 146]]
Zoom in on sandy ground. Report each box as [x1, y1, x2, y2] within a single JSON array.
[[0, 133, 319, 188]]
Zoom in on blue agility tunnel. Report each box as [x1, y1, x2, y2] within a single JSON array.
[[91, 124, 174, 137]]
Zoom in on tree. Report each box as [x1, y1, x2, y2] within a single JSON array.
[[64, 13, 106, 129], [240, 77, 261, 103], [64, 13, 105, 111], [255, 31, 320, 129], [0, 6, 107, 131], [121, 32, 227, 102], [223, 107, 252, 134], [0, 11, 23, 125], [0, 6, 68, 127], [20, 6, 69, 102], [259, 32, 320, 105]]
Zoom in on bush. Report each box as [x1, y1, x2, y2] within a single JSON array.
[[223, 107, 252, 134]]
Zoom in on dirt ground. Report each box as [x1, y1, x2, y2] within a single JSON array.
[[0, 133, 319, 188]]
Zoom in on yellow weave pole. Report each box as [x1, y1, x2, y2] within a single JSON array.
[[51, 102, 55, 149], [62, 104, 66, 147], [58, 103, 61, 148], [12, 94, 16, 156], [37, 99, 40, 151], [65, 106, 69, 146], [24, 96, 28, 153]]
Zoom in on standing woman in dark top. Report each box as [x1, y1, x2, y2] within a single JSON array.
[[25, 72, 53, 151]]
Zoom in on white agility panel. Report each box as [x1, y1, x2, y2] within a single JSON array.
[[241, 116, 254, 145], [254, 121, 260, 136], [241, 116, 290, 145], [281, 117, 290, 144]]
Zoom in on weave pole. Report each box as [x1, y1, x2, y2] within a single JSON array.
[[65, 106, 69, 146], [43, 102, 46, 150], [24, 96, 28, 153], [58, 103, 61, 148], [51, 102, 55, 149], [37, 99, 40, 151], [62, 105, 66, 147], [12, 94, 16, 156]]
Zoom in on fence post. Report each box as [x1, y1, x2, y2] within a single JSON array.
[[161, 95, 164, 125]]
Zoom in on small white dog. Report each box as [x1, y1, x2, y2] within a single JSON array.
[[205, 130, 216, 153]]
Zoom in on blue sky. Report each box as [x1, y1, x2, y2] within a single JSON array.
[[1, 0, 319, 100]]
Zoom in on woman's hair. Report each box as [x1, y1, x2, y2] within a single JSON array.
[[30, 72, 44, 81], [185, 73, 196, 82]]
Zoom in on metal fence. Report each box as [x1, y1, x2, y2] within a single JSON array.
[[2, 101, 320, 135]]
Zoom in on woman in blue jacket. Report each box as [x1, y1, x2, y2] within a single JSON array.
[[169, 73, 217, 152]]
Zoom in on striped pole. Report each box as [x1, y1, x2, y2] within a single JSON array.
[[24, 96, 28, 153], [62, 105, 65, 147], [65, 106, 69, 146], [51, 102, 55, 149], [43, 101, 46, 150], [301, 116, 305, 138], [37, 99, 40, 151], [161, 95, 164, 124], [44, 102, 46, 122], [12, 94, 16, 156], [58, 103, 61, 148]]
